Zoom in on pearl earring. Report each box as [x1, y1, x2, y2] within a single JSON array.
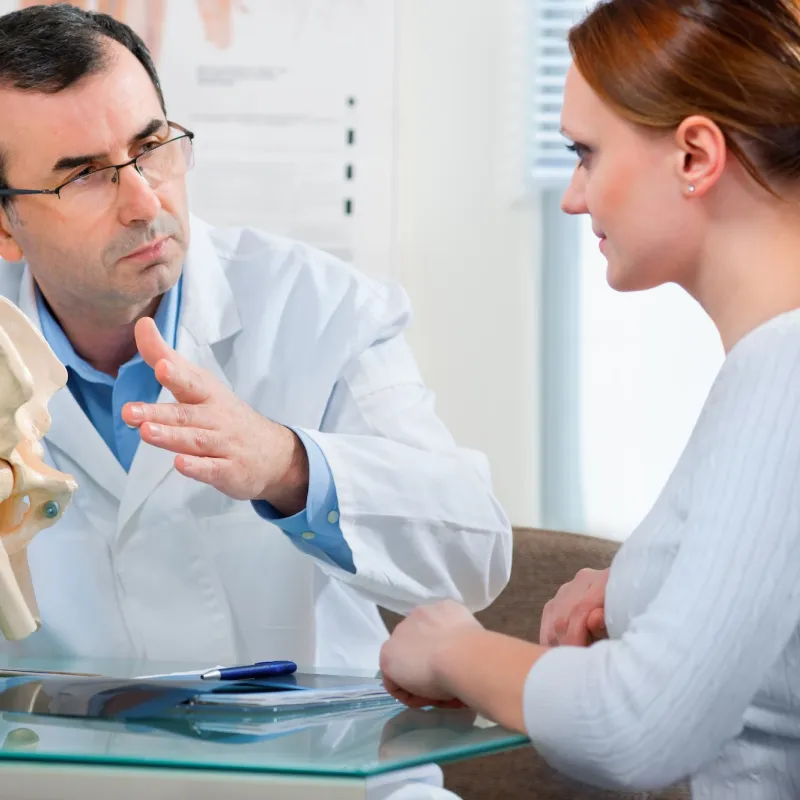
[[688, 184, 696, 194]]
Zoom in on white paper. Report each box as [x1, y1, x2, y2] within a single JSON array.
[[195, 682, 395, 712], [136, 665, 396, 714], [134, 666, 223, 680]]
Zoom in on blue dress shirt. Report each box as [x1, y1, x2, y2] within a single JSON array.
[[35, 280, 354, 573]]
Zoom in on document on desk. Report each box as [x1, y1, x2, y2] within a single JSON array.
[[135, 667, 393, 710], [0, 669, 396, 721], [191, 672, 396, 714], [193, 683, 396, 713]]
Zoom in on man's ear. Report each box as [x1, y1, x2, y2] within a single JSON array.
[[0, 207, 24, 263]]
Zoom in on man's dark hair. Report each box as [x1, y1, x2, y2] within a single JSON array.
[[0, 3, 166, 204]]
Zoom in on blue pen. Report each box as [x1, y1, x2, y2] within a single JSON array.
[[200, 660, 298, 681]]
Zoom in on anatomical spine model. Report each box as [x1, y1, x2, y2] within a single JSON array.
[[0, 297, 76, 640]]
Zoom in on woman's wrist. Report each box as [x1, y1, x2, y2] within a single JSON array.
[[431, 627, 548, 732], [432, 626, 488, 700]]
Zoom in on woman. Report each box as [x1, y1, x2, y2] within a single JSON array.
[[380, 0, 800, 796]]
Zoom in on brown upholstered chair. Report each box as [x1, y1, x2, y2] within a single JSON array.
[[381, 527, 691, 799]]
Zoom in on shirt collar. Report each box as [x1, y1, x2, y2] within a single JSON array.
[[35, 277, 182, 386]]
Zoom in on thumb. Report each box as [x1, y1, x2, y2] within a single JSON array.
[[587, 607, 608, 640], [134, 316, 173, 371]]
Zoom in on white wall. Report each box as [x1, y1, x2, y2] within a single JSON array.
[[393, 0, 541, 526], [577, 220, 724, 539]]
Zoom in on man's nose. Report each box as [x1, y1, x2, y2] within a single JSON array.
[[115, 164, 162, 226]]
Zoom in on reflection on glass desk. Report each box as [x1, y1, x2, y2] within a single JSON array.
[[0, 655, 528, 779]]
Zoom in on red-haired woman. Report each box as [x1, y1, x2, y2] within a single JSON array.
[[381, 1, 800, 795]]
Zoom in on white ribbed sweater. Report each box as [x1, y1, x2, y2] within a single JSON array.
[[524, 309, 800, 798]]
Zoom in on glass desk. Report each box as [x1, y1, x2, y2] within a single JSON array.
[[0, 655, 528, 799]]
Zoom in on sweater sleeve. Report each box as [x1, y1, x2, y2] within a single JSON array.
[[522, 315, 800, 791]]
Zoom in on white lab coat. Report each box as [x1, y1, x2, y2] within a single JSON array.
[[0, 216, 511, 670]]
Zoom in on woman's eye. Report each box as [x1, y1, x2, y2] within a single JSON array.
[[566, 142, 591, 167]]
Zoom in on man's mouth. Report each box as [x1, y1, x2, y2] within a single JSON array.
[[124, 237, 170, 261]]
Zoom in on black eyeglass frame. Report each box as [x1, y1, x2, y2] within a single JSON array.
[[0, 121, 194, 199]]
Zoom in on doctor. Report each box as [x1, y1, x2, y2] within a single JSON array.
[[0, 5, 511, 670]]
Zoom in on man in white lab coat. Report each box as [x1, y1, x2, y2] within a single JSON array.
[[0, 5, 510, 675]]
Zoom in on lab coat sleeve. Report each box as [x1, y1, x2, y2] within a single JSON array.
[[297, 285, 513, 615], [252, 429, 355, 573]]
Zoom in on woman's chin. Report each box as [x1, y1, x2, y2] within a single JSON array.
[[605, 257, 659, 293], [605, 258, 630, 292]]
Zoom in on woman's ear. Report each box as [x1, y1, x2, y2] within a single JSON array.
[[0, 208, 24, 263], [674, 115, 727, 197]]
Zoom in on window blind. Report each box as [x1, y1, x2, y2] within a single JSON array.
[[531, 1, 593, 186]]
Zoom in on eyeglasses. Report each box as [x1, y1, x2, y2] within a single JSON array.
[[0, 122, 194, 214]]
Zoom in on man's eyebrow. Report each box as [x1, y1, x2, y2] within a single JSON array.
[[50, 118, 168, 173]]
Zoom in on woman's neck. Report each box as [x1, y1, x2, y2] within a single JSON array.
[[687, 203, 800, 354]]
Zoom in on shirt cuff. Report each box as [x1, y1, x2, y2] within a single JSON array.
[[251, 427, 356, 574]]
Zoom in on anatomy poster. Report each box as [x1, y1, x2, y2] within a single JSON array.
[[4, 1, 398, 277]]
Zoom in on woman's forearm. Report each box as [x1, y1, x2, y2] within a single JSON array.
[[433, 629, 549, 732]]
